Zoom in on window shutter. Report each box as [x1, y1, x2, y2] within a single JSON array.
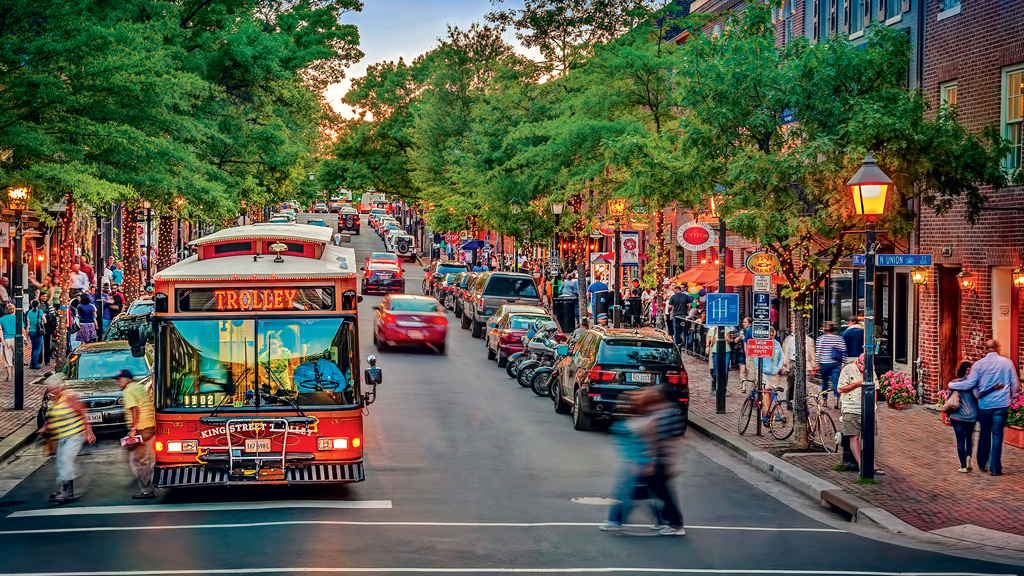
[[863, 0, 871, 27], [878, 0, 886, 19], [901, 0, 910, 13], [813, 0, 821, 40], [830, 0, 838, 33]]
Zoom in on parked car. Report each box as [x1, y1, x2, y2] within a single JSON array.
[[461, 272, 541, 338], [423, 261, 469, 295], [126, 295, 154, 316], [361, 261, 404, 295], [434, 273, 459, 308], [306, 218, 328, 227], [339, 207, 360, 235], [36, 341, 154, 432], [551, 327, 689, 432], [372, 294, 447, 354], [314, 202, 329, 213], [387, 233, 416, 261], [450, 271, 477, 319], [378, 222, 401, 240], [103, 312, 153, 343], [486, 313, 555, 367]]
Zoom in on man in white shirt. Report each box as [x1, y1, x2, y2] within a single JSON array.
[[69, 264, 90, 297], [0, 277, 9, 304]]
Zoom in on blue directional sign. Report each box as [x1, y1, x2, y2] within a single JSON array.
[[852, 254, 866, 267], [751, 321, 771, 340], [752, 292, 771, 321], [876, 254, 933, 267], [705, 293, 740, 327]]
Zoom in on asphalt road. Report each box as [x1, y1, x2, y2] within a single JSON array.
[[0, 218, 1019, 576]]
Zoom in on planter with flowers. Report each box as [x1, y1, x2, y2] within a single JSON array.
[[880, 370, 915, 409], [1006, 393, 1024, 449]]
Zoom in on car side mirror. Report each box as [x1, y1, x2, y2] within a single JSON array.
[[557, 345, 569, 356], [360, 267, 365, 271], [372, 305, 380, 311], [423, 268, 429, 272]]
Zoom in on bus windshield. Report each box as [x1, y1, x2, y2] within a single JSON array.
[[161, 318, 359, 410]]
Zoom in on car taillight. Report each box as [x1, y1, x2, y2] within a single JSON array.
[[383, 313, 395, 324], [500, 330, 517, 343], [430, 315, 448, 326], [587, 365, 616, 382], [665, 371, 688, 386]]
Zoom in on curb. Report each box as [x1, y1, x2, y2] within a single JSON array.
[[0, 375, 45, 464], [687, 413, 888, 529]]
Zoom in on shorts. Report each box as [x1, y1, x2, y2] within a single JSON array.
[[842, 413, 862, 437]]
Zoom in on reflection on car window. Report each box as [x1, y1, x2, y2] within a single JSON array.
[[70, 350, 151, 380], [599, 340, 680, 365], [508, 315, 547, 329], [484, 276, 538, 298], [438, 265, 469, 275], [390, 299, 440, 312]]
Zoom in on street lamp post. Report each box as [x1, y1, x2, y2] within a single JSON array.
[[712, 187, 728, 414], [848, 153, 892, 481], [608, 199, 627, 328], [7, 186, 29, 410], [550, 201, 564, 276]]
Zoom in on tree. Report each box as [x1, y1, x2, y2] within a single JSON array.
[[667, 4, 1012, 447]]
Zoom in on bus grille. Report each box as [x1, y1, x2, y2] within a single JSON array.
[[156, 463, 364, 487]]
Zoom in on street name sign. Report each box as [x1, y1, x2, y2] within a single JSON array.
[[748, 339, 774, 358], [705, 293, 739, 326], [877, 254, 933, 267]]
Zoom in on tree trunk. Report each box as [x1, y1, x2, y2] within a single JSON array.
[[121, 201, 141, 302], [793, 293, 810, 449], [157, 214, 174, 272], [54, 195, 75, 369]]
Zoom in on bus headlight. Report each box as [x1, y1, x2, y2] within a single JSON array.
[[317, 438, 348, 450], [167, 440, 198, 454]]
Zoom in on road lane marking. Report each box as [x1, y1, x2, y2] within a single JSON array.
[[0, 519, 845, 535], [5, 500, 393, 518], [2, 567, 1018, 576]]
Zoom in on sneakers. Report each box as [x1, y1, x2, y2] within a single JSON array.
[[650, 524, 669, 530], [132, 491, 155, 500], [966, 456, 973, 471], [659, 526, 686, 536], [957, 467, 969, 473], [598, 523, 622, 532]]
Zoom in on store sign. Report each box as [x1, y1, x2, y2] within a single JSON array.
[[0, 223, 9, 249], [620, 232, 639, 266], [745, 251, 781, 275], [677, 221, 715, 251], [599, 220, 617, 237]]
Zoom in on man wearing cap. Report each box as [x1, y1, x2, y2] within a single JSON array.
[[118, 369, 156, 499], [596, 313, 609, 327], [39, 374, 95, 504]]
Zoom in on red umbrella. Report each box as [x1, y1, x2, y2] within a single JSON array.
[[705, 268, 789, 289], [668, 262, 738, 285]]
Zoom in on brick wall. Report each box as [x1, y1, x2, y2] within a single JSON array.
[[917, 0, 1024, 401]]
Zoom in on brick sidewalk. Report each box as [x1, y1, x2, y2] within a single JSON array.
[[682, 356, 1024, 537], [0, 341, 56, 442]]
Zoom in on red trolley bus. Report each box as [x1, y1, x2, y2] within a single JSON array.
[[142, 223, 381, 487]]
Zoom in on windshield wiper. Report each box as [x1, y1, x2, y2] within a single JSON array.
[[261, 366, 306, 417], [209, 366, 252, 417]]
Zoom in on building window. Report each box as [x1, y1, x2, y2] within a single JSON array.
[[1003, 66, 1023, 170], [783, 0, 794, 44], [851, 0, 864, 32], [940, 81, 958, 108], [939, 0, 960, 9]]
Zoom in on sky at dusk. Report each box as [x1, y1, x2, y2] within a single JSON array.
[[326, 0, 532, 118]]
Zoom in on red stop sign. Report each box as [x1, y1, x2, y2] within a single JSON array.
[[682, 226, 710, 245]]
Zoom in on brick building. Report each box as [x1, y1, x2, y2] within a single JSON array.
[[916, 0, 1024, 400]]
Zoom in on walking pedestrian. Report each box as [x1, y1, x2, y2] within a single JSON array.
[[781, 327, 815, 403], [837, 354, 871, 473], [69, 263, 90, 298], [645, 387, 687, 535], [600, 390, 666, 532], [950, 340, 1019, 476], [0, 303, 16, 381], [39, 374, 96, 504], [118, 369, 156, 499], [945, 362, 979, 473], [815, 321, 847, 409], [75, 293, 99, 345], [666, 285, 691, 349], [705, 327, 731, 393], [841, 317, 864, 363], [26, 299, 46, 369]]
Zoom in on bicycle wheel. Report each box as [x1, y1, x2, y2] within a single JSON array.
[[815, 412, 839, 453], [767, 400, 794, 440], [737, 397, 754, 435]]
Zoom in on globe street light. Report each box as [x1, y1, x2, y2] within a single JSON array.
[[847, 153, 892, 481], [6, 186, 30, 410]]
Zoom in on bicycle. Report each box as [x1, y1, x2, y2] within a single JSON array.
[[806, 390, 840, 452], [737, 381, 794, 440]]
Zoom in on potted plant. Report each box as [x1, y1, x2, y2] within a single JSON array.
[[879, 370, 911, 406], [1005, 393, 1024, 449], [885, 376, 916, 409]]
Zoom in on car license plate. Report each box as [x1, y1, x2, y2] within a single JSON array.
[[379, 273, 390, 280], [87, 412, 102, 423], [245, 439, 271, 452], [408, 330, 423, 339], [632, 373, 652, 383]]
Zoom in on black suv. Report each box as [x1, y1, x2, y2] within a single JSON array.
[[339, 207, 360, 235], [461, 272, 541, 338], [422, 261, 469, 295], [551, 327, 689, 432]]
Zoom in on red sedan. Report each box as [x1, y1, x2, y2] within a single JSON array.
[[486, 313, 559, 368], [373, 295, 448, 354]]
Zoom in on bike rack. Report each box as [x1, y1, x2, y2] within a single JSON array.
[[224, 417, 289, 472]]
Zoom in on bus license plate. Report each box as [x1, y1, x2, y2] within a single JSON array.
[[245, 439, 271, 452], [631, 373, 652, 383], [87, 412, 102, 423]]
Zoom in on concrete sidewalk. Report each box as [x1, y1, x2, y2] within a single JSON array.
[[0, 341, 56, 462], [682, 355, 1024, 555]]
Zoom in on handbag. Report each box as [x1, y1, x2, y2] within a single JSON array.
[[69, 317, 81, 335], [941, 389, 961, 413], [830, 345, 845, 362]]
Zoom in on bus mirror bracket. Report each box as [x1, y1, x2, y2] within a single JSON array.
[[363, 354, 382, 406]]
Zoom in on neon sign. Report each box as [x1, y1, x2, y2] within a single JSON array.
[[214, 289, 298, 311]]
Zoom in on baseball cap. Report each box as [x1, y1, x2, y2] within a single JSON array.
[[115, 369, 134, 380], [597, 313, 608, 320]]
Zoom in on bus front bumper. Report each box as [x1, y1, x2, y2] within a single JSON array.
[[155, 461, 364, 487]]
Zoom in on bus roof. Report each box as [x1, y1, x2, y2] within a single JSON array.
[[159, 224, 357, 281]]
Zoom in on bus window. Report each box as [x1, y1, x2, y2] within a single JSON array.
[[257, 318, 359, 407], [162, 320, 256, 409]]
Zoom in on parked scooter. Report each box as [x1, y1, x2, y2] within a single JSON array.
[[517, 322, 561, 391], [530, 342, 570, 397]]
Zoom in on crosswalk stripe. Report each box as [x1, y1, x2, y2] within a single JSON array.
[[6, 500, 393, 518], [0, 568, 1014, 576]]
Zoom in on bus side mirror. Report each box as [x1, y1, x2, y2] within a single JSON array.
[[128, 325, 148, 358], [363, 354, 382, 406]]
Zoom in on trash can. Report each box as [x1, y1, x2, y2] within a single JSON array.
[[624, 296, 642, 327], [593, 290, 611, 319], [553, 296, 576, 334]]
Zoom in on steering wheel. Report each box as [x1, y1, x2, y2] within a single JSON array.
[[296, 378, 342, 392]]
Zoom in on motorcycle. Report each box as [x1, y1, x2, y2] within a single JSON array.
[[518, 329, 561, 391], [530, 342, 569, 397], [506, 321, 542, 379]]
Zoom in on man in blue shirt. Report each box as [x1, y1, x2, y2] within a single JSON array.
[[841, 317, 865, 361], [586, 277, 608, 316], [950, 339, 1020, 476]]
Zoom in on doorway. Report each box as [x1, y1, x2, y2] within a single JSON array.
[[937, 266, 962, 388], [992, 267, 1020, 368]]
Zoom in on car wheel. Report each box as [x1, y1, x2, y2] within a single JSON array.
[[454, 303, 462, 319], [471, 318, 482, 338], [553, 379, 571, 414], [486, 346, 496, 360], [572, 389, 594, 431], [496, 354, 507, 368], [460, 311, 471, 330], [436, 343, 446, 355]]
